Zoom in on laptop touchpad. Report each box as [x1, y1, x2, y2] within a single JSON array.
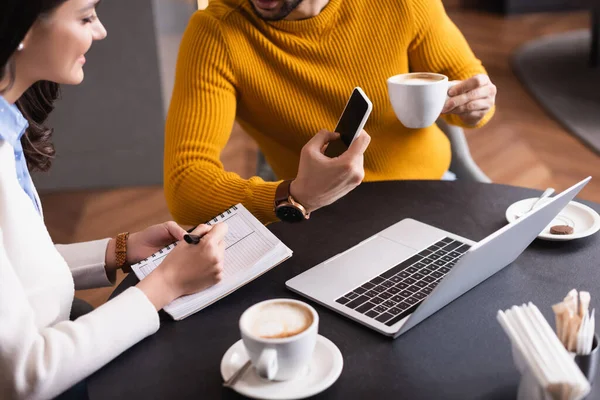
[[293, 236, 417, 301]]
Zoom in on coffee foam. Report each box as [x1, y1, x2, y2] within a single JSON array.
[[392, 73, 444, 85], [400, 78, 440, 85], [250, 302, 313, 339]]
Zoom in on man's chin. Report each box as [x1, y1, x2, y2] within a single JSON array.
[[255, 10, 281, 20], [250, 0, 289, 21]]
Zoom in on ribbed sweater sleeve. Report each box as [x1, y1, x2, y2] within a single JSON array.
[[164, 11, 280, 225]]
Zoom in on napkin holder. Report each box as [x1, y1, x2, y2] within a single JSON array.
[[512, 343, 554, 400], [511, 335, 598, 400], [573, 334, 598, 385]]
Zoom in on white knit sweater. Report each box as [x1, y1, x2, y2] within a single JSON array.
[[0, 140, 160, 400]]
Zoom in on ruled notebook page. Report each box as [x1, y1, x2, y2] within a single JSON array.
[[130, 204, 292, 320]]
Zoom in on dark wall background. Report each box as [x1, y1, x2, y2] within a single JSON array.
[[33, 0, 165, 191]]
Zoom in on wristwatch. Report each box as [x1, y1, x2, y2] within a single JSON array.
[[274, 180, 310, 222]]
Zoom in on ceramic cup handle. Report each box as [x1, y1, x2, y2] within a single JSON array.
[[446, 80, 460, 101], [256, 348, 278, 380]]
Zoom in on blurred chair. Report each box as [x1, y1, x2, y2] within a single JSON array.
[[256, 151, 278, 182], [255, 121, 491, 183], [436, 119, 491, 183]]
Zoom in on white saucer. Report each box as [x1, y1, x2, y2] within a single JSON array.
[[220, 335, 343, 400], [505, 198, 600, 241]]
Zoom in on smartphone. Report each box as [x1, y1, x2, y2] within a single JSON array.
[[324, 87, 373, 158]]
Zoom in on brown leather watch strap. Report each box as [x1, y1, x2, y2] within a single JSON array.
[[274, 180, 293, 207], [115, 232, 131, 273]]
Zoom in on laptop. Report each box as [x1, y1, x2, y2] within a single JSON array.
[[286, 177, 591, 338]]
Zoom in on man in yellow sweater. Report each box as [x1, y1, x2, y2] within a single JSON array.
[[165, 0, 497, 225]]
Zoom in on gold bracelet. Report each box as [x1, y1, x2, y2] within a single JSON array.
[[115, 232, 131, 273]]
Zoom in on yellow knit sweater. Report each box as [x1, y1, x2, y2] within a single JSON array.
[[165, 0, 494, 225]]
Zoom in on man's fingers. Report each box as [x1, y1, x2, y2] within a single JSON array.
[[448, 74, 490, 96], [448, 99, 492, 115], [342, 130, 371, 159], [306, 130, 340, 150], [443, 84, 495, 113]]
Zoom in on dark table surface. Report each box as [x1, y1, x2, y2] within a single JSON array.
[[87, 181, 600, 399]]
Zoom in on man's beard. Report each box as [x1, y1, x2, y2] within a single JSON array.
[[249, 0, 304, 21]]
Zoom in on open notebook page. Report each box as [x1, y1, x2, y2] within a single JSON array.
[[130, 204, 292, 319]]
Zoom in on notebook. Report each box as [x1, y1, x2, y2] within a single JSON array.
[[130, 204, 293, 320]]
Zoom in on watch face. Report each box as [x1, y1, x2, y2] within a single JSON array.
[[276, 205, 305, 223]]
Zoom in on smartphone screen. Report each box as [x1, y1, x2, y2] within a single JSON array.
[[325, 88, 372, 158]]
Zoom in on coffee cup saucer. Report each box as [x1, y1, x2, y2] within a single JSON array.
[[220, 334, 343, 400], [505, 198, 600, 241]]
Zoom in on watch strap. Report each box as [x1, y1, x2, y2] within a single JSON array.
[[115, 232, 131, 273], [274, 180, 292, 207]]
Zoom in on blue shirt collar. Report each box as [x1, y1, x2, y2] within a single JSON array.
[[0, 95, 41, 216], [0, 95, 28, 147]]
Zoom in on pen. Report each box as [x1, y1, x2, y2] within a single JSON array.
[[183, 233, 205, 245]]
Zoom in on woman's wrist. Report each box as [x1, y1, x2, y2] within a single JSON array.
[[104, 238, 119, 273], [125, 232, 137, 265], [105, 235, 132, 274], [136, 267, 179, 311]]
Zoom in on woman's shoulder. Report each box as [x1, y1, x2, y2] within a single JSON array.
[[0, 140, 16, 177]]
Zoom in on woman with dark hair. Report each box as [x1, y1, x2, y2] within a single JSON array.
[[0, 1, 228, 399]]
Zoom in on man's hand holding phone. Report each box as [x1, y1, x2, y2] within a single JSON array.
[[325, 87, 372, 158], [287, 87, 373, 214], [291, 129, 371, 213]]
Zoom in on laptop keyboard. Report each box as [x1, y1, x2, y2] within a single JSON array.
[[335, 237, 471, 327]]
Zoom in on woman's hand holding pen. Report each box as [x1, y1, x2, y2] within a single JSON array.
[[105, 221, 188, 273], [127, 221, 188, 265], [136, 223, 229, 311]]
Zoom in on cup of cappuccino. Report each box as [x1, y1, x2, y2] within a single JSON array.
[[387, 72, 458, 129], [239, 299, 318, 381]]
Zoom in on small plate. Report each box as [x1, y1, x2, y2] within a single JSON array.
[[505, 198, 600, 241], [220, 335, 343, 400]]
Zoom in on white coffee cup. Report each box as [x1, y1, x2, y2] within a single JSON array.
[[239, 299, 319, 381], [387, 72, 458, 129]]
